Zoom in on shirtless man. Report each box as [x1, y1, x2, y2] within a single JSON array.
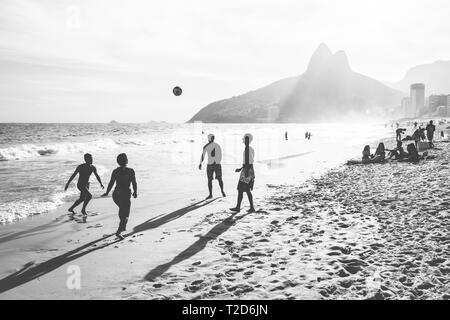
[[199, 134, 226, 199], [65, 153, 104, 214]]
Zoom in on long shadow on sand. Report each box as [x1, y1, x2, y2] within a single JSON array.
[[0, 234, 120, 294], [131, 199, 217, 235], [0, 218, 65, 245], [144, 212, 250, 282]]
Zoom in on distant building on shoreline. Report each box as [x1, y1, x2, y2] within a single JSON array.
[[429, 94, 450, 112], [410, 83, 425, 117], [401, 97, 410, 117]]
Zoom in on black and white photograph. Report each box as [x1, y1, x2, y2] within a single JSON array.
[[0, 0, 449, 306]]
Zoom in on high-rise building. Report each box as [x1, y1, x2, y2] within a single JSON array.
[[410, 83, 425, 117]]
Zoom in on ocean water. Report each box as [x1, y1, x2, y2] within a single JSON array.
[[0, 122, 390, 225]]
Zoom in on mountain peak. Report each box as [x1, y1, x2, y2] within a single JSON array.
[[306, 44, 351, 74], [332, 50, 351, 72]]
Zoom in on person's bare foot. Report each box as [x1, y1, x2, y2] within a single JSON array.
[[247, 207, 256, 213], [205, 195, 213, 200], [81, 209, 87, 215], [116, 232, 125, 240], [68, 208, 75, 213], [222, 191, 226, 197], [230, 207, 240, 213]]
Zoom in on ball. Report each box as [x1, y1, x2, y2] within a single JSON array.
[[173, 86, 182, 96]]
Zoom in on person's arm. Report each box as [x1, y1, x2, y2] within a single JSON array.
[[93, 167, 104, 189], [102, 170, 116, 196], [65, 167, 79, 191], [199, 145, 208, 170], [131, 169, 138, 198]]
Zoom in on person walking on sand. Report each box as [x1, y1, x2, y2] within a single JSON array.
[[65, 153, 104, 215], [285, 131, 288, 141], [102, 153, 137, 239], [199, 134, 226, 199], [426, 120, 436, 148], [230, 133, 255, 213]]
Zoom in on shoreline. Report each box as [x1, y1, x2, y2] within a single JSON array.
[[0, 125, 448, 299]]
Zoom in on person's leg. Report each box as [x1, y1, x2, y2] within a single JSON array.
[[118, 194, 131, 234], [68, 196, 84, 212], [230, 191, 243, 212], [207, 178, 213, 199], [112, 191, 122, 234], [218, 178, 226, 197], [80, 187, 92, 214], [246, 190, 255, 212], [206, 165, 213, 199], [68, 186, 84, 212]]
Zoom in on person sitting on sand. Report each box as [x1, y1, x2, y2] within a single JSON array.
[[387, 141, 408, 160], [371, 143, 386, 163], [65, 153, 104, 215], [102, 153, 137, 239], [198, 134, 226, 199], [362, 145, 372, 163], [230, 133, 255, 213], [399, 144, 421, 163]]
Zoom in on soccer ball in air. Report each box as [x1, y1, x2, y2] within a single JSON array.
[[173, 86, 182, 96]]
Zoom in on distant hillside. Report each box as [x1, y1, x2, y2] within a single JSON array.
[[188, 43, 405, 123], [390, 60, 450, 95]]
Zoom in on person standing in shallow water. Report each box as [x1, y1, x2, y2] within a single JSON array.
[[65, 153, 104, 215], [230, 133, 255, 213], [102, 153, 137, 239], [199, 134, 226, 199]]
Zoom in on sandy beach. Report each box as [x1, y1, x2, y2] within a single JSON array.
[[0, 128, 449, 300]]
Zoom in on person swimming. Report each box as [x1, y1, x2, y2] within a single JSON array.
[[65, 153, 104, 215], [102, 153, 138, 239]]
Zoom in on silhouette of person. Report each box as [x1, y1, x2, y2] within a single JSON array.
[[285, 132, 288, 141], [65, 153, 104, 215], [102, 153, 137, 239], [426, 120, 436, 148], [412, 127, 425, 150], [307, 132, 312, 140], [396, 128, 406, 142], [230, 133, 255, 213], [199, 134, 225, 199]]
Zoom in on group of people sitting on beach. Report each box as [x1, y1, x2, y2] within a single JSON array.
[[361, 141, 425, 164], [360, 120, 438, 165]]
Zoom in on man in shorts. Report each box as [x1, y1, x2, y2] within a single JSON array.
[[199, 134, 226, 199], [65, 153, 104, 214]]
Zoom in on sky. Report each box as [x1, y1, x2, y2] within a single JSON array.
[[0, 0, 449, 123]]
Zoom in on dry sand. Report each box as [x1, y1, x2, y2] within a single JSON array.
[[0, 134, 449, 300]]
